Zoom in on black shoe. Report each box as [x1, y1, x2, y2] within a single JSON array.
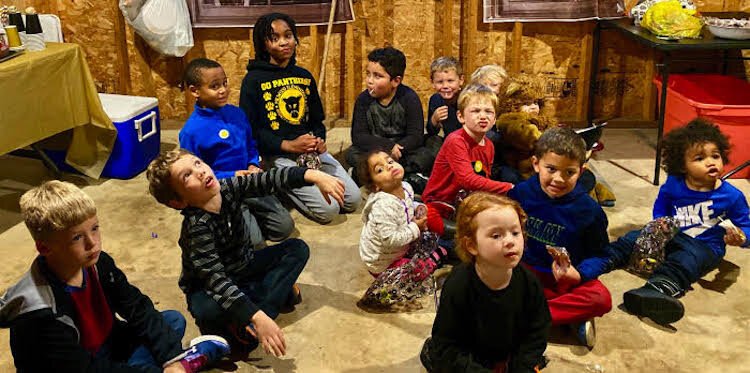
[[280, 283, 302, 314], [623, 285, 685, 325], [404, 173, 428, 195]]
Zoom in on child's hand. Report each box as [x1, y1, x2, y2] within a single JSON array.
[[724, 226, 747, 246], [552, 262, 581, 291], [282, 134, 318, 154], [305, 170, 345, 206], [315, 138, 327, 154], [247, 165, 262, 174], [414, 215, 428, 231], [250, 310, 286, 357], [391, 144, 403, 160], [431, 106, 449, 126], [235, 169, 253, 177]]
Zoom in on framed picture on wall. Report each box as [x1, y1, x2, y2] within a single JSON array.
[[187, 0, 355, 28], [483, 0, 625, 22]]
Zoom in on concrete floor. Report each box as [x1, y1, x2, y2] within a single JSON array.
[[1, 128, 749, 372]]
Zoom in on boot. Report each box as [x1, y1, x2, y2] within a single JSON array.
[[623, 276, 685, 325]]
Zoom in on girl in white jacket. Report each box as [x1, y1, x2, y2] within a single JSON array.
[[358, 150, 448, 306]]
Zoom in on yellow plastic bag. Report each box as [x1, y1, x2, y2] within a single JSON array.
[[641, 0, 703, 39]]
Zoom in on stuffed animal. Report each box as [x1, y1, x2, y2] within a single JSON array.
[[494, 74, 556, 179], [494, 74, 617, 206]]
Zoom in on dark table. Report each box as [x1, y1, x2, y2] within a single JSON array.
[[587, 18, 750, 185]]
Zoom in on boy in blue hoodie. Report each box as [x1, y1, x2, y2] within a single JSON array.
[[179, 58, 293, 245], [239, 13, 360, 224], [508, 127, 612, 349]]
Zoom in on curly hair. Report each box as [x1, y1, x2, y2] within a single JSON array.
[[454, 192, 527, 263], [146, 148, 192, 207], [357, 148, 391, 193], [660, 118, 731, 176]]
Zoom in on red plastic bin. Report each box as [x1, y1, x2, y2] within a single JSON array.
[[654, 74, 750, 179]]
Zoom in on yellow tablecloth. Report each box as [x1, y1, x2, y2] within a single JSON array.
[[0, 43, 116, 179]]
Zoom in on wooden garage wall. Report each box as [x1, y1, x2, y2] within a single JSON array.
[[4, 0, 750, 125]]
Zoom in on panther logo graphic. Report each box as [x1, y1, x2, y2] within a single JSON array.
[[283, 96, 302, 119], [274, 86, 307, 125]]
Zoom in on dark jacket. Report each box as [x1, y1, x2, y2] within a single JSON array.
[[351, 84, 425, 152], [0, 253, 184, 372], [239, 59, 325, 158]]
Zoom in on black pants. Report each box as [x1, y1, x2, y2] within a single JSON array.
[[186, 238, 310, 338]]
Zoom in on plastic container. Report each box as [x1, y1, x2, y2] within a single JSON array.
[[653, 74, 750, 179], [99, 93, 160, 179]]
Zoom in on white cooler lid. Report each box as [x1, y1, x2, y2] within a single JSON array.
[[98, 93, 158, 122]]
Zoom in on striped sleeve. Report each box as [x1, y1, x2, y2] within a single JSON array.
[[226, 166, 310, 198], [184, 221, 257, 323]]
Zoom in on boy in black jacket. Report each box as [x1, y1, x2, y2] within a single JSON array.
[[239, 12, 360, 224], [0, 181, 229, 372]]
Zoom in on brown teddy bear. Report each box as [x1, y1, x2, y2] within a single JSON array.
[[495, 74, 556, 179], [494, 74, 616, 206]]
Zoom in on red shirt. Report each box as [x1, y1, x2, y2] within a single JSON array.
[[423, 129, 512, 206], [67, 267, 114, 354]]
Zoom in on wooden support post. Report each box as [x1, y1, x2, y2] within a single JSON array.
[[319, 0, 338, 93], [113, 0, 131, 94], [344, 22, 355, 120], [576, 22, 594, 122], [465, 0, 478, 74], [442, 0, 453, 56], [133, 32, 156, 98], [376, 0, 384, 47], [309, 26, 321, 83], [511, 22, 523, 73]]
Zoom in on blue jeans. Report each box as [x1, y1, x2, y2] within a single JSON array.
[[607, 230, 721, 291], [273, 152, 361, 224], [187, 238, 310, 340], [126, 310, 186, 369]]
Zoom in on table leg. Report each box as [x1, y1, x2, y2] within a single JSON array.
[[30, 144, 62, 178], [587, 21, 602, 126], [654, 53, 670, 186]]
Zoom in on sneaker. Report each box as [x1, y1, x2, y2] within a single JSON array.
[[576, 319, 596, 349], [280, 283, 303, 314], [623, 285, 685, 325], [164, 335, 230, 372]]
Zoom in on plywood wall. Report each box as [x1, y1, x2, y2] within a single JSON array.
[[3, 0, 750, 125]]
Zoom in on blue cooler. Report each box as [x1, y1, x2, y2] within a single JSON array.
[[98, 93, 160, 179]]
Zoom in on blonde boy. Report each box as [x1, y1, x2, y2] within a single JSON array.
[[0, 181, 228, 372], [427, 56, 465, 138], [470, 64, 508, 96], [422, 84, 514, 236]]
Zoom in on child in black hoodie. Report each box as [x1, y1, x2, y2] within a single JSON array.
[[239, 12, 361, 225]]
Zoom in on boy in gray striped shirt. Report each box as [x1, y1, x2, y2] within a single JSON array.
[[147, 149, 344, 359]]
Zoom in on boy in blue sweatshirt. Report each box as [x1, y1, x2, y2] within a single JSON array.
[[179, 58, 293, 245], [584, 119, 750, 325], [508, 127, 612, 349]]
